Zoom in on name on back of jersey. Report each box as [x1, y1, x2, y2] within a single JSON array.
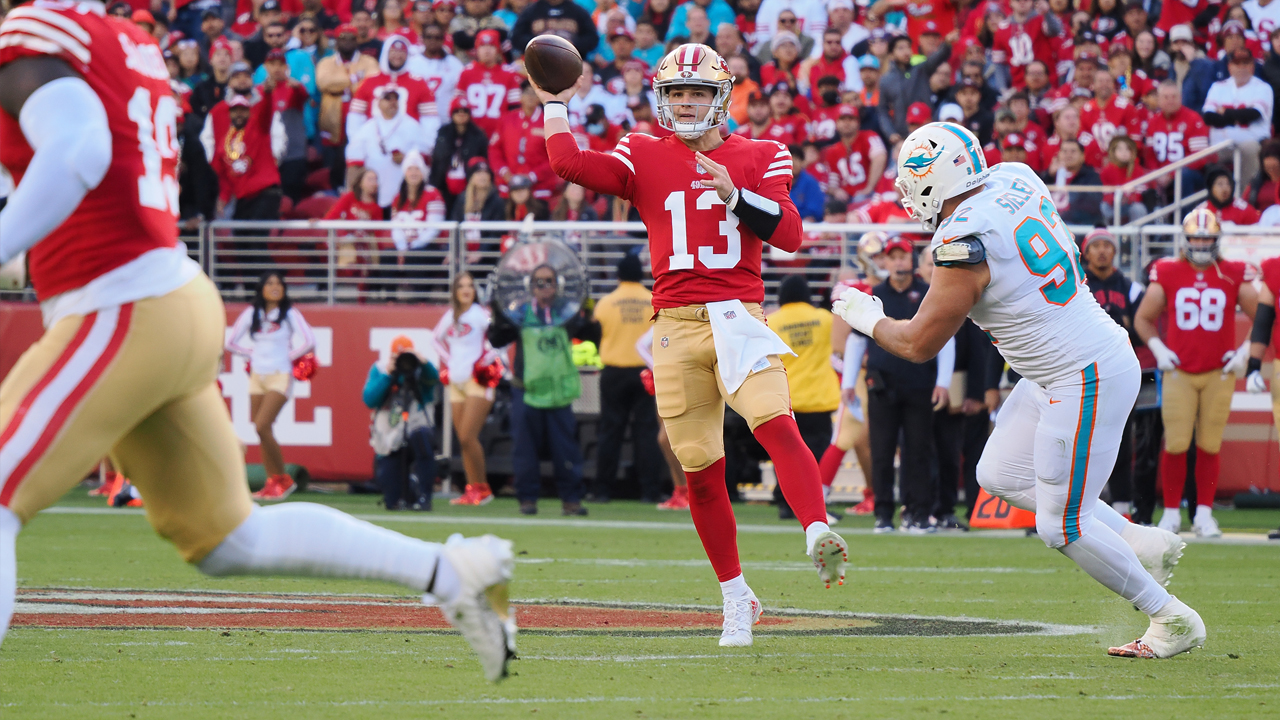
[[993, 175, 1036, 214]]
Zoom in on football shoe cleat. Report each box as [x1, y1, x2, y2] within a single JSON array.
[[1108, 597, 1205, 659], [430, 534, 517, 682], [808, 530, 849, 588], [718, 592, 762, 647]]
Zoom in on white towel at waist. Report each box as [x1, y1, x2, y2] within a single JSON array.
[[705, 299, 795, 394]]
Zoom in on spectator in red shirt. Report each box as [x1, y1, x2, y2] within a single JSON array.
[[805, 28, 862, 96], [767, 82, 811, 144], [1200, 165, 1263, 225], [1100, 135, 1153, 224], [391, 150, 448, 260], [761, 30, 804, 89], [212, 94, 281, 222], [735, 89, 776, 140], [489, 83, 556, 199], [1080, 67, 1143, 150], [1143, 79, 1211, 197], [1040, 104, 1105, 169], [324, 167, 386, 279], [503, 175, 550, 221], [820, 104, 888, 202], [905, 101, 933, 135]]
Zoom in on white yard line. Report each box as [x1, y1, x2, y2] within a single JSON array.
[[41, 507, 1278, 545]]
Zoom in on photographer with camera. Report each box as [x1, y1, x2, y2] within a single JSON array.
[[487, 263, 601, 517], [363, 336, 440, 511]]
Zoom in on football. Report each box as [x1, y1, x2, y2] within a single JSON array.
[[523, 34, 583, 95]]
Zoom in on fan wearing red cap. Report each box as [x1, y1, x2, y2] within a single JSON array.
[[991, 0, 1063, 89], [455, 28, 522, 136], [820, 104, 887, 201]]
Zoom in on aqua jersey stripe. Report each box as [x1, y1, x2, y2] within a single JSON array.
[[940, 124, 983, 174], [1063, 363, 1099, 544]]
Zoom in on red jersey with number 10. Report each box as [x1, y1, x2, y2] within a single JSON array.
[[547, 131, 802, 308], [0, 0, 179, 300], [1149, 257, 1248, 374]]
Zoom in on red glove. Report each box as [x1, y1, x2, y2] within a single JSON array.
[[439, 364, 450, 386], [292, 353, 317, 381], [640, 368, 655, 396]]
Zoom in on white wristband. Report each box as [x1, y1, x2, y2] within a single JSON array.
[[543, 103, 569, 123]]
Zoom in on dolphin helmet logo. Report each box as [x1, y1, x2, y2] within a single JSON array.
[[903, 142, 942, 178]]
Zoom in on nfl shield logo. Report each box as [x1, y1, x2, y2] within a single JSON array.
[[660, 336, 669, 348], [723, 311, 737, 320]]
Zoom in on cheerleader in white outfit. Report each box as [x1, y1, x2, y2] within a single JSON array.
[[433, 272, 497, 505], [226, 272, 316, 500]]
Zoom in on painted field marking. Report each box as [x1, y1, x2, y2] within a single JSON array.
[[40, 507, 1279, 545]]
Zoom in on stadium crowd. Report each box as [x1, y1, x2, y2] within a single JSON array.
[[3, 0, 1277, 235]]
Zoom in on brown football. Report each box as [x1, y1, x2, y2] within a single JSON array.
[[524, 34, 583, 95]]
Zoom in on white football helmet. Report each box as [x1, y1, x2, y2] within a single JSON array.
[[895, 122, 993, 233]]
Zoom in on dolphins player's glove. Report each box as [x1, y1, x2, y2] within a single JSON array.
[[1220, 339, 1251, 377], [833, 286, 887, 338], [1146, 337, 1180, 372]]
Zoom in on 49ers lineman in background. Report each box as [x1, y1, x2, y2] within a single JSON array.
[[1134, 208, 1258, 538], [531, 43, 849, 647], [0, 0, 517, 682]]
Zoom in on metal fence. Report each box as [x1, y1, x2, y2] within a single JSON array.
[[3, 218, 1272, 306]]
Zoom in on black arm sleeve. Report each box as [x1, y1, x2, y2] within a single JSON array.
[[1202, 112, 1229, 128], [1236, 108, 1263, 124], [1252, 302, 1276, 347], [731, 188, 783, 240]]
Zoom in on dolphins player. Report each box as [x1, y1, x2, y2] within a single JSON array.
[[833, 122, 1205, 659]]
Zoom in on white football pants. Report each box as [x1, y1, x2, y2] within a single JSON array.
[[977, 353, 1171, 615]]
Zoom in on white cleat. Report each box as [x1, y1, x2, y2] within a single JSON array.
[[1122, 524, 1186, 588], [808, 530, 849, 589], [1193, 513, 1222, 539], [719, 592, 762, 647], [429, 534, 516, 682], [1157, 508, 1183, 534], [1108, 596, 1206, 659]]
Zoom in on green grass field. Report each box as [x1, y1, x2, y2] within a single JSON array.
[[3, 490, 1279, 719]]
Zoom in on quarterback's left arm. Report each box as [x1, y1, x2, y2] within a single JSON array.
[[695, 147, 803, 250], [0, 57, 112, 265], [835, 259, 988, 364]]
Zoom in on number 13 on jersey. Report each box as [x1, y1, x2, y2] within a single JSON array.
[[1016, 197, 1086, 305], [664, 190, 742, 270]]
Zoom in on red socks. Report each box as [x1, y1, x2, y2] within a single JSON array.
[[753, 416, 828, 527], [1160, 450, 1187, 509], [685, 458, 741, 582], [1196, 450, 1219, 508], [818, 444, 844, 488]]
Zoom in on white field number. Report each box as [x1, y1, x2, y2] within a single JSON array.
[[1174, 286, 1227, 332], [664, 189, 742, 270]]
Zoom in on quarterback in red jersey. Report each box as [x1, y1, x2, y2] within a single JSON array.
[[1245, 258, 1279, 524], [1134, 208, 1259, 539], [456, 29, 522, 137], [0, 0, 516, 680], [820, 105, 888, 201], [534, 42, 849, 647]]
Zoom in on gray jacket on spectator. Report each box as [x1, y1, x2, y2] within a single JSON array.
[[880, 42, 951, 138]]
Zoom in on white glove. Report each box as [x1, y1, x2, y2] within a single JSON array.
[[1220, 339, 1251, 377], [1247, 370, 1268, 394], [832, 286, 887, 338], [1147, 337, 1180, 372]]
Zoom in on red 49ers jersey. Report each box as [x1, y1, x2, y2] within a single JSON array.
[[992, 15, 1058, 89], [456, 61, 522, 136], [547, 132, 802, 309], [0, 0, 179, 301], [1079, 95, 1143, 150], [349, 72, 436, 123], [1262, 257, 1280, 349], [1149, 257, 1249, 374], [820, 131, 886, 197], [734, 115, 808, 146], [1143, 107, 1210, 170]]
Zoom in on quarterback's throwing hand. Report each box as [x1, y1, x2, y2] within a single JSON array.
[[832, 286, 887, 338], [694, 152, 735, 203]]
